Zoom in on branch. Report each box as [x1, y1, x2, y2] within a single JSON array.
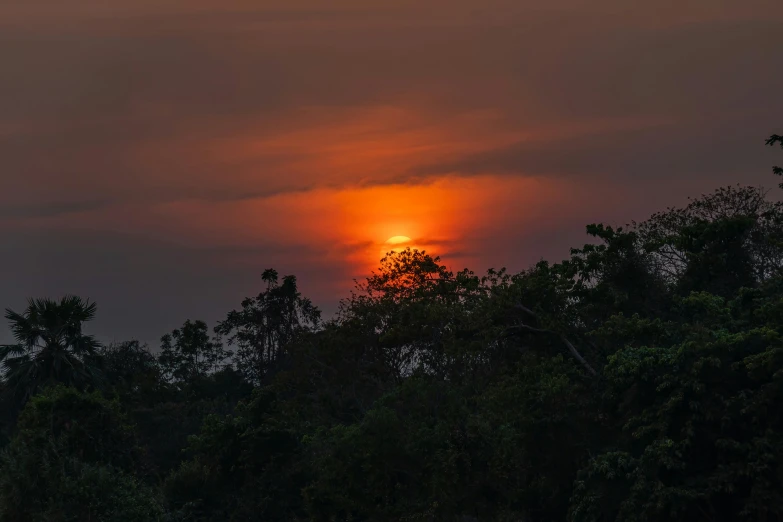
[[508, 304, 598, 376], [514, 304, 539, 319], [506, 324, 551, 335], [557, 333, 598, 376]]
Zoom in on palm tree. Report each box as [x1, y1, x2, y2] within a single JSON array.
[[0, 296, 103, 402]]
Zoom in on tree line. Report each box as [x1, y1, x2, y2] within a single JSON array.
[[0, 134, 782, 521]]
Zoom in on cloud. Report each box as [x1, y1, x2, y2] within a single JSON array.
[[414, 113, 783, 182], [2, 10, 781, 215]]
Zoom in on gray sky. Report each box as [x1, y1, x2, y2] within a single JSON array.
[[1, 0, 782, 344]]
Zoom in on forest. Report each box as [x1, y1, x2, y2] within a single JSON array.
[[0, 134, 782, 521]]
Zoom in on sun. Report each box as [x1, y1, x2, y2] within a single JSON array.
[[386, 235, 412, 246], [380, 235, 414, 260]]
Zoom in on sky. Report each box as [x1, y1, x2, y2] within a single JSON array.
[[1, 0, 783, 344]]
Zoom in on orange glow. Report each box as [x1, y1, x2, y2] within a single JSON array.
[[386, 236, 412, 244], [20, 172, 619, 278], [381, 235, 420, 261], [12, 99, 661, 300]]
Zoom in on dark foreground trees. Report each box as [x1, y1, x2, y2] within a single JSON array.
[[0, 133, 782, 521], [0, 386, 163, 521]]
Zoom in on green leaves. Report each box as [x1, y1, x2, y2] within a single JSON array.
[[573, 284, 783, 521], [164, 388, 308, 521], [0, 386, 163, 522]]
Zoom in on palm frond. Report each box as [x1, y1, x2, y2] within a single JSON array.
[[1, 295, 102, 401], [0, 344, 26, 361], [60, 295, 98, 323], [4, 309, 42, 348]]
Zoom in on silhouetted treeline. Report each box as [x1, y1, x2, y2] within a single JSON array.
[[1, 135, 783, 521]]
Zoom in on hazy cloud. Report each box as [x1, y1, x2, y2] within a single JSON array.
[[415, 114, 783, 181]]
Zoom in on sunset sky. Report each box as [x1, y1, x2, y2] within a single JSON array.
[[2, 0, 783, 342]]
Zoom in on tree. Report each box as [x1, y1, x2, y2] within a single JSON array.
[[215, 269, 320, 384], [0, 296, 103, 403], [339, 248, 500, 381], [570, 289, 783, 522], [164, 388, 307, 521], [136, 324, 248, 476], [158, 320, 230, 384], [340, 248, 599, 382], [766, 132, 783, 187], [0, 386, 163, 521], [99, 340, 170, 406]]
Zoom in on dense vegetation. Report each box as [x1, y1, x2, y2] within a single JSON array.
[[1, 135, 782, 521]]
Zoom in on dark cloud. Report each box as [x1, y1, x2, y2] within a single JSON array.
[[415, 114, 783, 183], [2, 7, 781, 211]]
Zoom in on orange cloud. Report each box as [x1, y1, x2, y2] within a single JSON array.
[[31, 174, 584, 279]]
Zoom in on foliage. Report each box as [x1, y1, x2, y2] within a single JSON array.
[[767, 133, 783, 186], [0, 386, 162, 521], [159, 320, 231, 384], [163, 388, 307, 521], [570, 289, 783, 521], [0, 296, 103, 404], [215, 269, 321, 384], [130, 367, 253, 478], [100, 340, 170, 405]]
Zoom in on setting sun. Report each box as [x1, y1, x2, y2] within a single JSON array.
[[386, 236, 412, 245], [381, 235, 416, 260]]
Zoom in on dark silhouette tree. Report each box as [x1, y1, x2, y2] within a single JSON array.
[[0, 296, 102, 403], [158, 320, 230, 384], [766, 132, 783, 186], [215, 269, 320, 384], [99, 340, 168, 406]]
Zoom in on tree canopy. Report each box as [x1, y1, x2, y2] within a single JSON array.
[[0, 133, 782, 521]]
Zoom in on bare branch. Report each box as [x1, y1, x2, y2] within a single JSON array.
[[508, 304, 598, 376], [514, 304, 539, 319], [506, 324, 551, 335], [557, 333, 598, 376]]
